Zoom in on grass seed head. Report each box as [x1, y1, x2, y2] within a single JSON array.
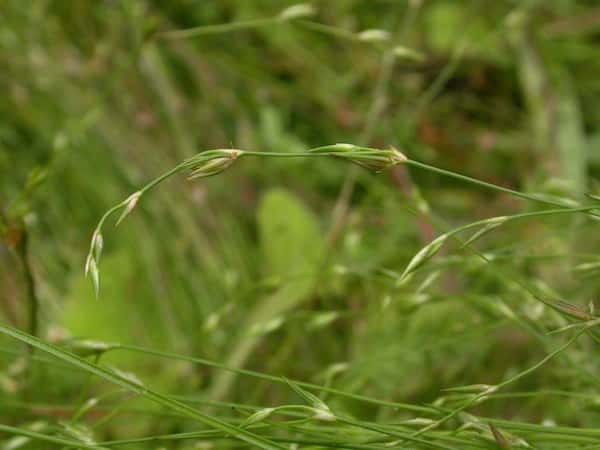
[[313, 408, 336, 422], [489, 423, 512, 450], [91, 229, 103, 261], [240, 408, 276, 428], [555, 300, 594, 321], [322, 143, 407, 172], [389, 146, 408, 164], [399, 233, 448, 282], [400, 418, 436, 426], [116, 191, 142, 226], [279, 3, 315, 21], [357, 29, 390, 43], [63, 339, 115, 357], [392, 46, 425, 61], [86, 256, 100, 298], [286, 378, 335, 421], [188, 149, 243, 180]]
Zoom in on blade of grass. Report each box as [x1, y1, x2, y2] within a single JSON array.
[[0, 423, 111, 450], [0, 323, 287, 450], [411, 326, 587, 439], [113, 342, 437, 414]]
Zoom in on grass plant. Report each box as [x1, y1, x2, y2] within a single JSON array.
[[2, 1, 600, 449]]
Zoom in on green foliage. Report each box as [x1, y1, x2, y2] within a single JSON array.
[[259, 188, 323, 288], [2, 0, 600, 448], [209, 188, 324, 400]]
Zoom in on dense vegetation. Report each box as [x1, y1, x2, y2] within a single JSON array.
[[2, 1, 600, 448]]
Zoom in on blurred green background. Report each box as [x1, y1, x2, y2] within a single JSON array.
[[2, 0, 600, 447]]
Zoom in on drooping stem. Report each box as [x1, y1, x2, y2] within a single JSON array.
[[87, 145, 600, 298], [157, 17, 280, 40], [405, 159, 579, 209]]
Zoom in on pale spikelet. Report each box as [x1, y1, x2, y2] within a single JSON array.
[[321, 362, 348, 379], [286, 378, 336, 422], [330, 143, 356, 151], [308, 311, 340, 330], [109, 367, 144, 388], [313, 408, 336, 422], [357, 29, 390, 43], [392, 45, 424, 61], [399, 233, 448, 282], [89, 257, 100, 298], [203, 313, 220, 332], [444, 384, 496, 394], [60, 422, 96, 446], [399, 418, 436, 426], [461, 216, 508, 248], [555, 300, 594, 321], [389, 146, 408, 164], [350, 147, 406, 172], [574, 261, 600, 273], [586, 192, 600, 202], [249, 316, 284, 336], [86, 228, 104, 297], [188, 149, 243, 179], [91, 229, 103, 261], [116, 191, 142, 226], [64, 339, 115, 357], [313, 143, 407, 172], [279, 3, 315, 21], [85, 230, 103, 298], [489, 423, 511, 450], [84, 253, 93, 277], [240, 408, 276, 428], [496, 300, 516, 319]]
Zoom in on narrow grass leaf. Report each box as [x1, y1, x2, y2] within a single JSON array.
[[0, 423, 110, 450], [0, 323, 287, 450]]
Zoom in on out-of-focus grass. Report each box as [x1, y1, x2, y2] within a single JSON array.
[[2, 0, 600, 448]]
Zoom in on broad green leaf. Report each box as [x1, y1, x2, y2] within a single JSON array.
[[209, 189, 324, 400], [259, 188, 323, 281], [63, 251, 165, 367]]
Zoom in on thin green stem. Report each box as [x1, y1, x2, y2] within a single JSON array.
[[113, 343, 437, 414], [296, 20, 362, 41], [411, 326, 587, 439], [0, 423, 111, 450], [336, 417, 459, 450], [157, 17, 280, 39], [139, 160, 188, 195], [406, 159, 584, 209], [0, 323, 287, 450]]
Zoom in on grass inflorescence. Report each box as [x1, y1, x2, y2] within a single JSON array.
[[2, 1, 600, 449]]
